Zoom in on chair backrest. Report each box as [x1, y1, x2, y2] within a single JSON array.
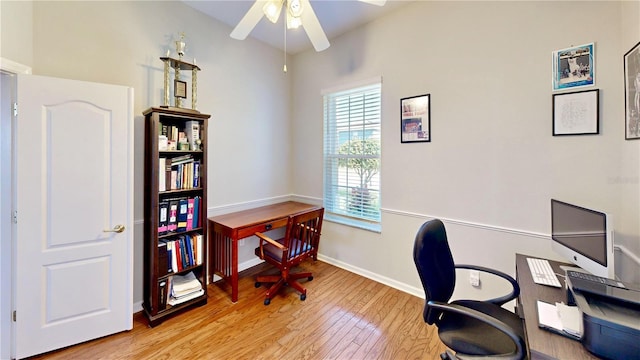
[[283, 208, 324, 265], [412, 219, 456, 325]]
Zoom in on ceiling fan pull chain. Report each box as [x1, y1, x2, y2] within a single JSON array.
[[283, 13, 288, 73]]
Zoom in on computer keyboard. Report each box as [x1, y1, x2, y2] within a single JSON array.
[[527, 257, 562, 288]]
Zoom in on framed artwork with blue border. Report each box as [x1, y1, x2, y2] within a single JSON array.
[[552, 43, 595, 91]]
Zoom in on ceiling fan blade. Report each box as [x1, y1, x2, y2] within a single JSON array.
[[230, 1, 266, 40], [358, 0, 387, 6], [300, 0, 330, 52]]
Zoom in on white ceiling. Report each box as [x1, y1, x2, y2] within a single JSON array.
[[183, 0, 409, 54]]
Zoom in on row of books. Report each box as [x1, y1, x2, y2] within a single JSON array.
[[158, 196, 202, 235], [157, 271, 204, 310], [159, 121, 200, 145], [158, 155, 201, 192], [157, 233, 204, 276]]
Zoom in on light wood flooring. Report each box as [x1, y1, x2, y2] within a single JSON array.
[[30, 260, 446, 360]]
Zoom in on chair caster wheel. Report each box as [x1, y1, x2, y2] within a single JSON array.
[[264, 298, 271, 305], [308, 276, 313, 281], [300, 294, 306, 301], [255, 282, 261, 288]]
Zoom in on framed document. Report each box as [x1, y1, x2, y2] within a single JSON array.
[[174, 79, 187, 99], [552, 89, 599, 136]]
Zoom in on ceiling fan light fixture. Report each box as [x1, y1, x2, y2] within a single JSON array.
[[288, 0, 303, 17], [263, 0, 283, 23], [286, 12, 302, 29]]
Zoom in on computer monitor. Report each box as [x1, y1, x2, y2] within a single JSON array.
[[551, 199, 615, 279]]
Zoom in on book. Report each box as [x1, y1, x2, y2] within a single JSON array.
[[196, 234, 203, 265], [178, 237, 189, 268], [186, 198, 195, 230], [174, 239, 183, 272], [170, 154, 193, 165], [163, 240, 174, 273], [164, 157, 172, 191], [169, 240, 178, 273], [168, 288, 204, 306], [159, 158, 166, 191], [170, 170, 178, 190], [158, 200, 169, 235], [158, 241, 168, 277], [158, 280, 168, 311], [167, 199, 179, 232], [192, 196, 200, 229], [177, 198, 188, 232], [171, 271, 202, 295], [193, 161, 200, 188], [185, 234, 194, 267], [184, 120, 200, 150]]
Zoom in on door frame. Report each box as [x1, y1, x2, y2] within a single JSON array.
[[0, 58, 31, 360]]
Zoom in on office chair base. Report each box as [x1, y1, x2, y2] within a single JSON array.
[[440, 350, 457, 360], [256, 271, 312, 305]]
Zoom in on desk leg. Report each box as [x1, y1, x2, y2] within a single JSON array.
[[210, 227, 239, 302], [231, 237, 238, 303]]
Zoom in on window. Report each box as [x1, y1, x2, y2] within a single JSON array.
[[323, 81, 381, 231]]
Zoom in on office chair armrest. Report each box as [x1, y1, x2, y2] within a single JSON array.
[[255, 232, 287, 258], [455, 264, 520, 305], [254, 232, 287, 249], [427, 300, 525, 360]]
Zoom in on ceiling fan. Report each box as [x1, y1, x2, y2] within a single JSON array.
[[230, 0, 387, 52]]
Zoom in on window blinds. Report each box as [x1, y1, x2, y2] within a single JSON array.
[[323, 82, 381, 225]]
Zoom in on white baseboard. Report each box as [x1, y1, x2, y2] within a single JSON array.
[[317, 254, 425, 299], [133, 301, 143, 313]]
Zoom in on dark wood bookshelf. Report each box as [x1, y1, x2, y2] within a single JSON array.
[[143, 107, 210, 327]]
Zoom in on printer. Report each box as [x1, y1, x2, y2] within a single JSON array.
[[566, 276, 640, 360]]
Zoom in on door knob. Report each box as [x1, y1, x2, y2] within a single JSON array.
[[103, 224, 125, 233]]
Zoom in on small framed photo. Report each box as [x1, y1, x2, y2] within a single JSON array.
[[552, 43, 595, 91], [624, 41, 640, 140], [401, 94, 430, 143], [552, 89, 599, 136], [174, 79, 187, 99]]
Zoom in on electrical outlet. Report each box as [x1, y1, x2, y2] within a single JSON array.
[[239, 239, 245, 246], [469, 270, 480, 287]]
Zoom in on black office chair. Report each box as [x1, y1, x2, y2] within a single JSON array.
[[413, 219, 527, 360]]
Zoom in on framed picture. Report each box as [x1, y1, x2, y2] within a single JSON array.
[[624, 41, 640, 140], [174, 79, 187, 99], [401, 94, 430, 143], [552, 43, 595, 91], [552, 89, 599, 136]]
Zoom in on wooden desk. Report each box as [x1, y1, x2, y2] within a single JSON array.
[[516, 254, 599, 360], [208, 201, 322, 302]]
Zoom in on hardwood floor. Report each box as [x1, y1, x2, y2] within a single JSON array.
[[30, 261, 446, 360]]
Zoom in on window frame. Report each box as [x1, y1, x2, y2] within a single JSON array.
[[322, 79, 382, 233]]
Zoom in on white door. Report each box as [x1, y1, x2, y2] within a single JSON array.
[[13, 74, 133, 359]]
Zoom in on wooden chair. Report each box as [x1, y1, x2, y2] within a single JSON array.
[[254, 208, 324, 305]]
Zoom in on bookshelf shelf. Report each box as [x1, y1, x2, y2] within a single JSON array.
[[143, 107, 210, 327]]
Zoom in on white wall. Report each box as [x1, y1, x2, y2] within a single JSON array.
[[0, 1, 33, 67], [291, 1, 640, 298], [1, 0, 292, 311]]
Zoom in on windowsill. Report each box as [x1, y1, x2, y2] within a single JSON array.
[[325, 214, 381, 233]]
